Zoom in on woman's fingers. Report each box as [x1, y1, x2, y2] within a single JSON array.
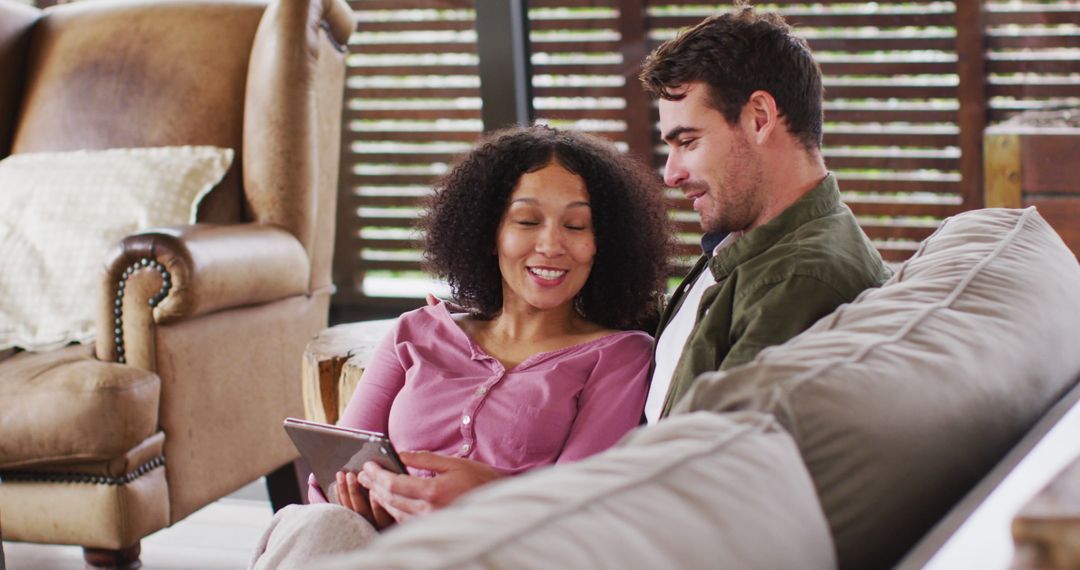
[[366, 484, 430, 522], [334, 470, 375, 523], [369, 494, 400, 528]]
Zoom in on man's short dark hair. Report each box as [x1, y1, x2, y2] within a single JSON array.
[[639, 5, 824, 151], [419, 125, 674, 331]]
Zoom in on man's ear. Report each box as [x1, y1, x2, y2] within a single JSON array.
[[744, 90, 778, 145]]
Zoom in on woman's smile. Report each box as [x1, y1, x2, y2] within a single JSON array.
[[527, 266, 568, 284]]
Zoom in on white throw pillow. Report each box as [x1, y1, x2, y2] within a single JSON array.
[[0, 146, 233, 351]]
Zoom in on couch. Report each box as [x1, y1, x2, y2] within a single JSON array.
[[0, 0, 353, 566], [304, 206, 1080, 569]]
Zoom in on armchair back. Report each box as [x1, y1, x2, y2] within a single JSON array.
[[0, 0, 36, 157], [3, 0, 351, 292], [10, 0, 257, 222]]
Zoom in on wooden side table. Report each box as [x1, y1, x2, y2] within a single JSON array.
[[1012, 453, 1080, 568], [301, 320, 396, 424]]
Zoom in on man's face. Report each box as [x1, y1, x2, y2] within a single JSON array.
[[659, 82, 764, 234]]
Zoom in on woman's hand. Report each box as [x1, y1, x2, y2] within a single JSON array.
[[333, 471, 373, 518], [332, 471, 395, 529], [307, 472, 329, 503], [357, 451, 503, 523]]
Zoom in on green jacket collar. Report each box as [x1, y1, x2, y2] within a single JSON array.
[[709, 173, 840, 280]]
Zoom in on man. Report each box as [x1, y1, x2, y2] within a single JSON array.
[[639, 6, 892, 423], [251, 8, 891, 564]]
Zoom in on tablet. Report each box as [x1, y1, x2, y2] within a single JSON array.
[[283, 417, 406, 503]]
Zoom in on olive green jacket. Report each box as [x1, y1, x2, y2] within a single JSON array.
[[655, 174, 892, 418]]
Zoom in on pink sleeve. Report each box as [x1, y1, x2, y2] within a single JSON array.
[[556, 333, 652, 464], [336, 321, 408, 434]]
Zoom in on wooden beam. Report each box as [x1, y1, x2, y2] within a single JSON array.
[[475, 0, 534, 131], [955, 1, 989, 210], [983, 131, 1022, 208], [617, 0, 653, 164]]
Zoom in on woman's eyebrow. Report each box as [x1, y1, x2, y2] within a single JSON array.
[[509, 198, 591, 208]]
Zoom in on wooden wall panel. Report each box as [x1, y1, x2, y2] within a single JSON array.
[[335, 0, 1080, 306]]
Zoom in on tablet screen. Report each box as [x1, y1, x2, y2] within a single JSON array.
[[283, 417, 406, 502]]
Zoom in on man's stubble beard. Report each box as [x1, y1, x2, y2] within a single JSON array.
[[700, 137, 764, 235]]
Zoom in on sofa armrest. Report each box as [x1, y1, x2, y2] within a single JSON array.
[[95, 223, 310, 367]]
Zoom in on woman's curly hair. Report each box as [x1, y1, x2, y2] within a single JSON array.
[[419, 125, 674, 331]]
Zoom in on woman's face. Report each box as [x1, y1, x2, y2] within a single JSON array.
[[495, 161, 596, 315]]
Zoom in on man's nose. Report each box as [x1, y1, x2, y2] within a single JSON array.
[[664, 153, 687, 187]]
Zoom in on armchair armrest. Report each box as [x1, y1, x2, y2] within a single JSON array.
[[95, 223, 310, 367]]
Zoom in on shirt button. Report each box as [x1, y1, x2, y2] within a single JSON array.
[[462, 415, 471, 425], [476, 386, 487, 395], [460, 443, 471, 453]]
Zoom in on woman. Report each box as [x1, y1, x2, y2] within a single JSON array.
[[250, 126, 671, 568]]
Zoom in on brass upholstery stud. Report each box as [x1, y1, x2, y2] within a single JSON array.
[[113, 257, 172, 364], [0, 456, 166, 486]]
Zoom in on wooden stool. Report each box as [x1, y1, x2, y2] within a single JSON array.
[[301, 320, 396, 424]]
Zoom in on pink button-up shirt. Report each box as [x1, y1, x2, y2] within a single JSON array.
[[339, 302, 652, 476]]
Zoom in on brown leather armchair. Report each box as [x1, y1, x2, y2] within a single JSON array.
[[0, 0, 353, 566]]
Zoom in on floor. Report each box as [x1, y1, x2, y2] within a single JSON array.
[[2, 480, 274, 569]]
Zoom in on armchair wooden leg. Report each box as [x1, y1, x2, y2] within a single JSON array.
[[83, 542, 141, 569], [265, 459, 309, 511]]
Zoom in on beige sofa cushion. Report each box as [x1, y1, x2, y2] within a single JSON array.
[[0, 344, 160, 469], [313, 412, 836, 570], [678, 207, 1080, 568]]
